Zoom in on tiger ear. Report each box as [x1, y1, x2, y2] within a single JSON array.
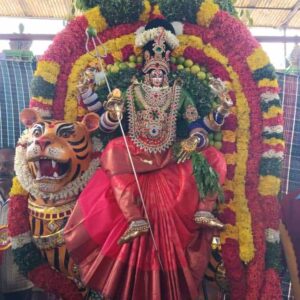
[[82, 113, 100, 132], [20, 108, 42, 128]]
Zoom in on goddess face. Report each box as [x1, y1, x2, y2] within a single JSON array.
[[149, 69, 164, 87]]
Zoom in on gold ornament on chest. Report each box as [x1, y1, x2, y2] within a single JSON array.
[[128, 81, 182, 153], [29, 197, 76, 249]]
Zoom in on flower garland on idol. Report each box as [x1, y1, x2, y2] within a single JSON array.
[[24, 0, 283, 299]]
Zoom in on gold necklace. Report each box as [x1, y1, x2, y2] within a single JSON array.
[[135, 83, 173, 111]]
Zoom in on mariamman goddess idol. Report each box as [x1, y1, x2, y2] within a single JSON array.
[[64, 18, 231, 300]]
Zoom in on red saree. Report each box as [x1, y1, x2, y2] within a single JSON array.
[[64, 141, 226, 300]]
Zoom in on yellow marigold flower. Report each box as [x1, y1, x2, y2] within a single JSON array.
[[189, 36, 204, 49], [78, 106, 88, 118], [31, 96, 53, 105], [153, 4, 161, 15], [134, 46, 142, 56], [139, 0, 151, 22], [230, 106, 237, 115], [178, 35, 203, 49], [222, 130, 236, 143], [115, 34, 135, 50], [263, 138, 285, 147], [84, 6, 108, 33], [224, 179, 234, 192], [104, 40, 117, 53], [178, 35, 190, 46], [203, 44, 228, 65], [65, 99, 78, 122], [258, 175, 281, 196], [224, 153, 236, 165], [239, 241, 255, 262], [197, 0, 219, 27], [171, 45, 186, 57], [35, 61, 60, 84], [112, 51, 123, 62], [258, 78, 279, 88], [247, 47, 270, 72], [220, 224, 238, 244], [262, 106, 283, 119], [9, 177, 28, 197]]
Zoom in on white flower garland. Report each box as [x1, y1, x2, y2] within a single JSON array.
[[263, 125, 283, 134], [265, 228, 280, 244], [171, 21, 184, 35], [11, 231, 32, 250], [261, 92, 280, 103], [262, 149, 284, 160], [135, 27, 179, 49]]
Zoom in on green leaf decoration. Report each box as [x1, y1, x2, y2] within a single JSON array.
[[157, 0, 201, 23], [191, 151, 224, 201], [76, 0, 144, 26], [157, 0, 236, 23]]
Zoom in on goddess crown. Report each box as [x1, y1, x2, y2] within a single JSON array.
[[135, 20, 179, 75]]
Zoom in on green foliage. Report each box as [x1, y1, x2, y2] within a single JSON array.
[[13, 242, 45, 275], [31, 76, 56, 99], [262, 132, 284, 140], [260, 98, 281, 112], [75, 0, 144, 26], [157, 0, 201, 23], [157, 0, 236, 23], [76, 0, 236, 25], [265, 242, 282, 272], [253, 64, 277, 81], [215, 0, 236, 16], [191, 151, 224, 200], [260, 157, 282, 177], [169, 70, 216, 118]]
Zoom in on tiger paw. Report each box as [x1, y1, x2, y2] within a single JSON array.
[[194, 211, 224, 230], [118, 220, 149, 245]]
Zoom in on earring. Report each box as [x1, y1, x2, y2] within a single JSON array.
[[163, 75, 169, 86], [144, 73, 151, 85]]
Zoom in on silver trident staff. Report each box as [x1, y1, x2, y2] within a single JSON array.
[[85, 29, 164, 270]]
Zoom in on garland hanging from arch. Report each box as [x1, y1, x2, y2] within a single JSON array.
[[18, 0, 284, 299]]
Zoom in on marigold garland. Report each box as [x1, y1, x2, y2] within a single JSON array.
[[247, 47, 271, 72], [27, 0, 284, 298], [258, 78, 279, 88], [197, 0, 219, 27], [9, 177, 28, 197], [84, 6, 108, 33], [139, 0, 151, 22], [34, 61, 60, 85]]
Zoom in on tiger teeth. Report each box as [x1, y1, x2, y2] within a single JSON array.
[[52, 160, 56, 168], [35, 161, 40, 169], [36, 169, 41, 179], [53, 172, 59, 178]]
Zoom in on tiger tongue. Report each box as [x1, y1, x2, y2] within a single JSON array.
[[39, 160, 58, 177]]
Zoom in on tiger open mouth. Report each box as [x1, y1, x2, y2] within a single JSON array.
[[30, 157, 71, 181]]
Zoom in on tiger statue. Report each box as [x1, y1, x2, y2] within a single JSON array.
[[13, 108, 100, 288]]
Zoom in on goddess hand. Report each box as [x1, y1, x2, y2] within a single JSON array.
[[217, 93, 233, 116], [103, 88, 124, 121], [177, 135, 200, 164]]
